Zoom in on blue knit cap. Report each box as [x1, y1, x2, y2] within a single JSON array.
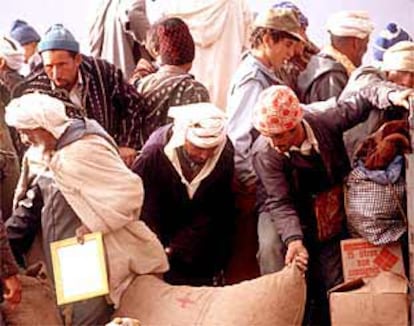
[[373, 22, 412, 62], [38, 24, 79, 53], [10, 19, 40, 46], [272, 1, 308, 28]]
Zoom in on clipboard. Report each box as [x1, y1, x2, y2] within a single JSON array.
[[50, 232, 109, 305]]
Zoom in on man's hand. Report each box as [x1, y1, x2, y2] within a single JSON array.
[[285, 239, 309, 273], [3, 274, 22, 308], [119, 147, 138, 167], [75, 224, 91, 245], [128, 58, 158, 85], [388, 89, 414, 109]]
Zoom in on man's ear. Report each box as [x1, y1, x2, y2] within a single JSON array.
[[262, 32, 273, 48], [74, 53, 82, 66], [0, 58, 7, 70]]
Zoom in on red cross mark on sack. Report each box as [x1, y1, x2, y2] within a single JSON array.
[[176, 293, 196, 308], [373, 247, 399, 271]]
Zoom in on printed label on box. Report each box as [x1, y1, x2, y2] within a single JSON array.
[[340, 238, 405, 281]]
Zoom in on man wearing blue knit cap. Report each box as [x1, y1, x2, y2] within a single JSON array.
[[13, 23, 148, 166], [373, 22, 412, 63], [9, 19, 41, 75]]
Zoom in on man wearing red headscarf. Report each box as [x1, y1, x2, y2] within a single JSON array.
[[252, 84, 414, 324], [134, 17, 210, 145]]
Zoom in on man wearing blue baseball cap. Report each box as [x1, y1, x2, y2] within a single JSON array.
[[13, 23, 148, 166]]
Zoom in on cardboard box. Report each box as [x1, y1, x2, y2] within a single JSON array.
[[330, 271, 409, 326], [341, 238, 405, 281]]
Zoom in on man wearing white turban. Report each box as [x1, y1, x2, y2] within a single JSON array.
[[5, 93, 168, 325], [0, 36, 25, 72], [0, 36, 25, 221], [298, 10, 374, 103], [132, 102, 236, 286]]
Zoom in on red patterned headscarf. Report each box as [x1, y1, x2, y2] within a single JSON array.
[[253, 85, 303, 136], [157, 17, 195, 65]]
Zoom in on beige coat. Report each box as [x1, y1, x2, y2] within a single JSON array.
[[50, 134, 168, 307]]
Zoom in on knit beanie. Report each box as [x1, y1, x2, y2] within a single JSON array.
[[157, 17, 195, 65], [38, 24, 79, 53], [373, 23, 412, 62], [10, 19, 40, 46]]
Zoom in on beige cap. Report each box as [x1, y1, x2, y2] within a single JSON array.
[[253, 8, 307, 43], [382, 41, 414, 72]]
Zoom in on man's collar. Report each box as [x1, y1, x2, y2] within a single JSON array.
[[270, 120, 320, 157]]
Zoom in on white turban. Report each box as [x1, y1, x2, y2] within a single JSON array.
[[326, 11, 374, 39], [5, 93, 71, 139], [382, 41, 414, 72], [0, 36, 25, 70], [167, 102, 227, 149]]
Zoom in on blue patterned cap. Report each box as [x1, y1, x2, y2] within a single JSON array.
[[373, 22, 412, 62], [272, 1, 308, 28]]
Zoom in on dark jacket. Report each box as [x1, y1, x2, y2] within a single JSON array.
[[13, 55, 148, 149], [297, 52, 348, 104], [253, 83, 404, 245], [132, 124, 236, 284], [340, 66, 408, 162], [0, 218, 19, 279]]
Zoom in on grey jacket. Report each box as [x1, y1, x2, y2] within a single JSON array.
[[297, 52, 348, 104], [253, 82, 405, 244], [227, 52, 284, 187]]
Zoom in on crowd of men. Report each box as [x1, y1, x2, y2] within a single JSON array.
[[0, 0, 413, 325]]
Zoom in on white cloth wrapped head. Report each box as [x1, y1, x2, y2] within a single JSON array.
[[5, 92, 71, 139], [168, 102, 227, 149], [0, 35, 25, 70], [326, 11, 374, 39], [382, 41, 414, 73]]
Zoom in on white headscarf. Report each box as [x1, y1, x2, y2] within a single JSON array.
[[0, 35, 25, 71], [165, 102, 228, 198], [5, 93, 71, 139], [326, 11, 374, 39], [382, 41, 414, 72], [167, 102, 227, 149]]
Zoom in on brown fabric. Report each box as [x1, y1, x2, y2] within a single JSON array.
[[354, 120, 410, 170], [1, 263, 63, 326], [157, 18, 195, 65], [313, 184, 345, 242]]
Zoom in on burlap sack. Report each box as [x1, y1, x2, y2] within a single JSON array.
[[114, 265, 306, 326], [1, 263, 63, 326]]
